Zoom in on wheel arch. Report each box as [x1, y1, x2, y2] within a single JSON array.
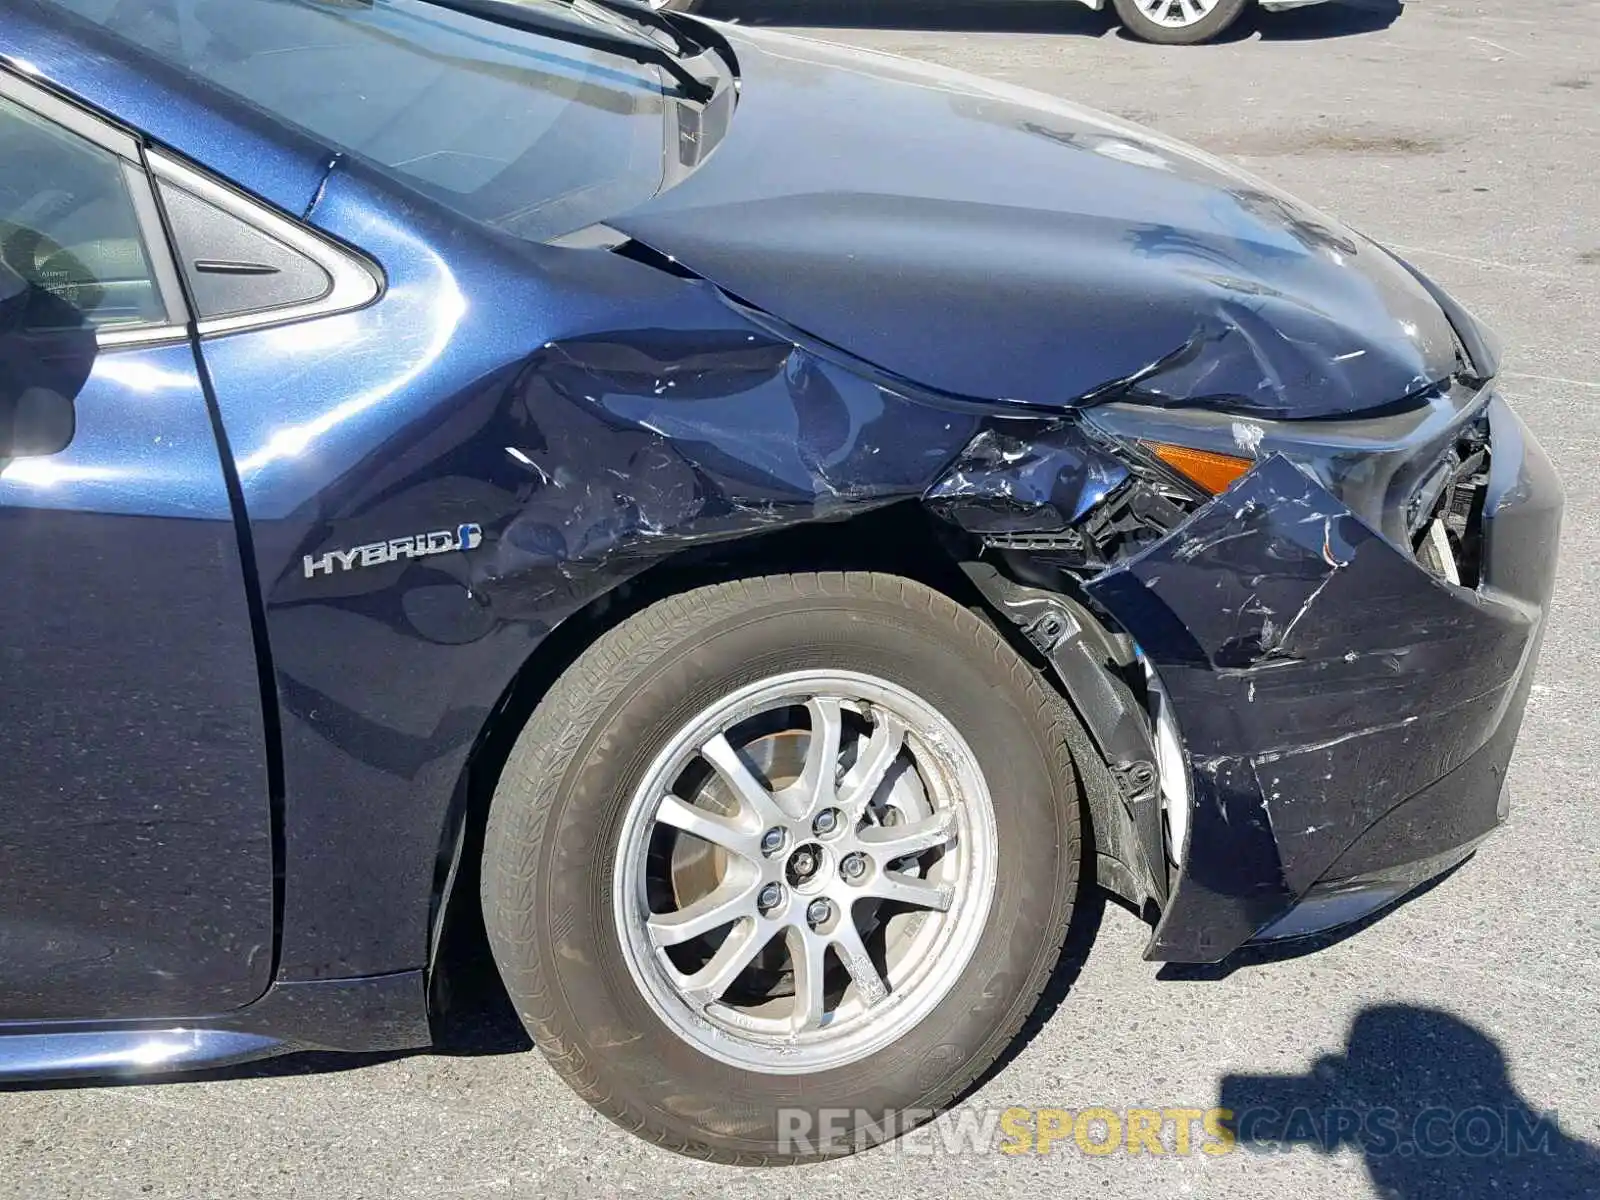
[[422, 503, 1157, 1027], [424, 503, 995, 1015]]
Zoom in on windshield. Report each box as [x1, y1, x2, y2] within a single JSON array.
[[46, 0, 716, 241]]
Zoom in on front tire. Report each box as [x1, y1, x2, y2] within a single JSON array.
[[481, 573, 1083, 1162], [1112, 0, 1250, 43]]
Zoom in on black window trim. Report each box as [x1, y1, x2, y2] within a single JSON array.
[[0, 65, 382, 347], [0, 65, 191, 348], [147, 151, 382, 339]]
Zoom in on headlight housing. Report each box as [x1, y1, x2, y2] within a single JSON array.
[[1079, 378, 1494, 556]]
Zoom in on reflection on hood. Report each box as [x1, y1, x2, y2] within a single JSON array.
[[609, 27, 1462, 418]]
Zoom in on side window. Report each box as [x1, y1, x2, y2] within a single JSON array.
[[0, 95, 164, 331]]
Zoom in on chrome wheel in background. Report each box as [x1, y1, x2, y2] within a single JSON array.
[[1111, 0, 1251, 43], [1135, 0, 1221, 28]]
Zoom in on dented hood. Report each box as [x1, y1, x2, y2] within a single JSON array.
[[611, 27, 1462, 418]]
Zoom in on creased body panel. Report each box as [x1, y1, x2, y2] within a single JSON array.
[[202, 163, 979, 978], [610, 25, 1458, 418], [1085, 443, 1557, 961]]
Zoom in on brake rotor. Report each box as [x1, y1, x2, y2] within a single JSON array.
[[669, 728, 806, 999]]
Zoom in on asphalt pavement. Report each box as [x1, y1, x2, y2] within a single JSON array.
[[4, 1, 1598, 1197]]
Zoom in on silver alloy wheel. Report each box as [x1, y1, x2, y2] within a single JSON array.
[[612, 669, 998, 1074], [1137, 0, 1221, 26]]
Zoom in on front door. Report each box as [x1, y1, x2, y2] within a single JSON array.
[[0, 78, 274, 1020]]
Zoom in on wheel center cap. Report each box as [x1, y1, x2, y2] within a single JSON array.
[[786, 842, 829, 891]]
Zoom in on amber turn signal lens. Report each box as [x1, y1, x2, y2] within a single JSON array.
[[1145, 442, 1253, 495]]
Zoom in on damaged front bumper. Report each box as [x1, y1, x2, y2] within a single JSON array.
[[938, 393, 1561, 963]]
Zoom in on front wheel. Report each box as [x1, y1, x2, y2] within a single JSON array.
[[1112, 0, 1250, 43], [481, 573, 1083, 1162]]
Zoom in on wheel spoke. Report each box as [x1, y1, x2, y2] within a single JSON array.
[[856, 807, 957, 861], [615, 668, 999, 1071], [840, 708, 905, 818], [655, 793, 757, 858], [795, 696, 844, 813], [789, 925, 831, 1032], [678, 918, 773, 1009], [1140, 0, 1214, 23], [831, 916, 888, 1007], [701, 733, 788, 828], [648, 879, 759, 946], [864, 870, 954, 912]]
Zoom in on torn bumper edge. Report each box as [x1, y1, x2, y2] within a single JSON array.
[[1083, 394, 1560, 961]]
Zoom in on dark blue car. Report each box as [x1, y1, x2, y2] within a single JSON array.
[[0, 0, 1561, 1162]]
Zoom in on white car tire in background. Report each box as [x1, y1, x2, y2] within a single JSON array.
[[481, 573, 1083, 1162], [1112, 0, 1251, 43]]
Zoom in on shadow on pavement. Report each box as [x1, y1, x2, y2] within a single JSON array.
[[699, 0, 1114, 35], [1219, 1005, 1600, 1199], [1247, 0, 1403, 42], [702, 0, 1402, 41]]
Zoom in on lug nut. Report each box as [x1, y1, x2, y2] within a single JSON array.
[[813, 808, 840, 836], [806, 898, 833, 928], [760, 827, 786, 855], [840, 852, 868, 882], [758, 883, 784, 913]]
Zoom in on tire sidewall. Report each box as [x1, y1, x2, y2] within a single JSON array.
[[487, 581, 1078, 1157], [1113, 0, 1250, 43]]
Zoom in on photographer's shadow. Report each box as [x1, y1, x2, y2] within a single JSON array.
[[1219, 1005, 1600, 1199]]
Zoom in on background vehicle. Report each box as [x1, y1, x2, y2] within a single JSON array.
[[652, 0, 1337, 45], [1092, 0, 1333, 44], [0, 0, 1559, 1164]]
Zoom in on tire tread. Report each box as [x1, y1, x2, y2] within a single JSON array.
[[482, 572, 1082, 1164]]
